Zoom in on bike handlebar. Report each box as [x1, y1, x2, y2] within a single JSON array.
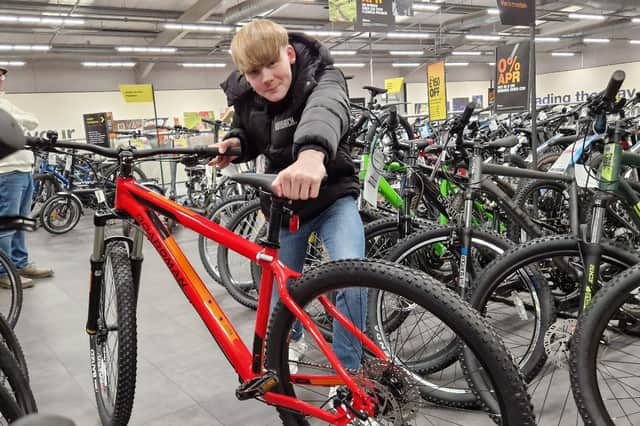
[[603, 70, 625, 102]]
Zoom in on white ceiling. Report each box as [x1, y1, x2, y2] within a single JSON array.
[[0, 0, 638, 74]]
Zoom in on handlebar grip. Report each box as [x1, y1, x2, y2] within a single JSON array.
[[603, 70, 625, 101], [193, 146, 242, 157], [461, 102, 477, 124]]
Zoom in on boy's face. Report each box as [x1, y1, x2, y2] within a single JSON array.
[[244, 45, 295, 103]]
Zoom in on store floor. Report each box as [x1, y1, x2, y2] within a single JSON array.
[[19, 216, 584, 425]]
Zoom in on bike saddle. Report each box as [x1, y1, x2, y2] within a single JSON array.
[[229, 173, 278, 195], [362, 85, 387, 97]]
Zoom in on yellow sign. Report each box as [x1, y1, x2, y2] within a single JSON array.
[[427, 61, 447, 121], [384, 77, 404, 95], [119, 84, 154, 103]]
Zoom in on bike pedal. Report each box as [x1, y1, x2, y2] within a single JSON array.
[[235, 371, 279, 401]]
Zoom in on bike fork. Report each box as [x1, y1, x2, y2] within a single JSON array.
[[86, 217, 106, 334], [579, 197, 607, 314]]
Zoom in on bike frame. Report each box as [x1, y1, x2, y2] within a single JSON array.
[[89, 175, 387, 424]]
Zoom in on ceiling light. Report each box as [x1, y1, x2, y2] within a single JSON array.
[[487, 8, 500, 15], [445, 62, 469, 66], [83, 62, 136, 67], [535, 37, 560, 42], [181, 63, 226, 68], [390, 50, 423, 55], [116, 46, 177, 53], [488, 62, 496, 66], [330, 50, 357, 55], [0, 61, 25, 66], [466, 34, 501, 41], [552, 52, 576, 56], [386, 32, 430, 39], [633, 18, 640, 23], [561, 5, 583, 13], [583, 38, 610, 43], [334, 62, 366, 67], [413, 4, 440, 12], [0, 15, 84, 25], [452, 51, 482, 56], [392, 63, 421, 67], [0, 44, 50, 51], [303, 30, 342, 37], [629, 40, 640, 44], [569, 13, 606, 21], [536, 20, 547, 25], [163, 23, 232, 32]]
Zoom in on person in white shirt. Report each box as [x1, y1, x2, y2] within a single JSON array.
[[0, 66, 53, 288]]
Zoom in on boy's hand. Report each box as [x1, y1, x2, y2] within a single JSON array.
[[208, 137, 240, 168], [272, 150, 326, 200]]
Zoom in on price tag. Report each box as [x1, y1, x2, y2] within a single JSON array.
[[363, 150, 384, 208], [489, 120, 498, 131], [65, 155, 72, 172], [95, 189, 106, 204], [548, 145, 575, 173]]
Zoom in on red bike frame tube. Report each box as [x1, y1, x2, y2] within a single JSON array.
[[114, 178, 377, 420]]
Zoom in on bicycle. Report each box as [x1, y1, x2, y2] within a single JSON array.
[[20, 130, 536, 425]]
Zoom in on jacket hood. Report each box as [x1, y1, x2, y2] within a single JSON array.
[[221, 32, 333, 106]]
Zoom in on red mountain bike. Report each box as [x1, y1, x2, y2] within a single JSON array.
[[24, 131, 534, 425]]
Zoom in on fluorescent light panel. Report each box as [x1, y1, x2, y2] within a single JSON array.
[[552, 52, 576, 56], [446, 62, 469, 66], [630, 40, 640, 44], [392, 63, 421, 67], [390, 50, 423, 55], [633, 18, 640, 23], [452, 51, 482, 56], [0, 44, 50, 51], [583, 38, 609, 43], [303, 30, 342, 37], [330, 50, 357, 55], [560, 5, 583, 13], [163, 23, 232, 32], [0, 15, 84, 25], [535, 37, 560, 42], [83, 62, 136, 67], [569, 13, 605, 21], [116, 46, 177, 53], [487, 8, 500, 15], [386, 32, 430, 39], [0, 61, 25, 66], [488, 62, 496, 66], [466, 34, 501, 41], [181, 63, 226, 68], [413, 4, 440, 11]]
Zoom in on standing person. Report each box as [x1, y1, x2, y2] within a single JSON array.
[[0, 66, 54, 288], [211, 19, 365, 372]]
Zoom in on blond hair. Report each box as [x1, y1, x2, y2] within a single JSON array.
[[230, 19, 289, 74]]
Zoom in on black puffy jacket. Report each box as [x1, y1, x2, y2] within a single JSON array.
[[220, 32, 359, 221]]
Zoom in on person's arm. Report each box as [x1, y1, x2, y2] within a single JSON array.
[[223, 109, 258, 164], [0, 97, 39, 131], [292, 67, 350, 162]]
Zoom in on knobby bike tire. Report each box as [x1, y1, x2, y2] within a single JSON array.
[[471, 234, 639, 383], [40, 195, 82, 235], [0, 340, 36, 414], [0, 313, 28, 382], [570, 262, 640, 425], [0, 380, 23, 423], [0, 250, 22, 329], [89, 241, 137, 426], [265, 259, 535, 425], [198, 195, 254, 283]]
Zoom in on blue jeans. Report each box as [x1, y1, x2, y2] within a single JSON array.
[[0, 172, 33, 273], [271, 195, 366, 370]]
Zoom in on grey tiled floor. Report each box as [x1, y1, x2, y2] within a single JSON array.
[[18, 215, 587, 425]]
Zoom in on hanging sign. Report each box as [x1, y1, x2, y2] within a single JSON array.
[[495, 0, 535, 26], [495, 42, 530, 112], [329, 0, 357, 23], [355, 0, 394, 32], [427, 61, 447, 121], [83, 112, 110, 147], [119, 84, 154, 103], [384, 77, 404, 95]]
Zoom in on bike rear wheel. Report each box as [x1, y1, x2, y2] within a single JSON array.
[[89, 241, 137, 426]]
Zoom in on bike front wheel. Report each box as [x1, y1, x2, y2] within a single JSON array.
[[89, 241, 137, 426], [40, 195, 82, 235], [265, 259, 535, 425]]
